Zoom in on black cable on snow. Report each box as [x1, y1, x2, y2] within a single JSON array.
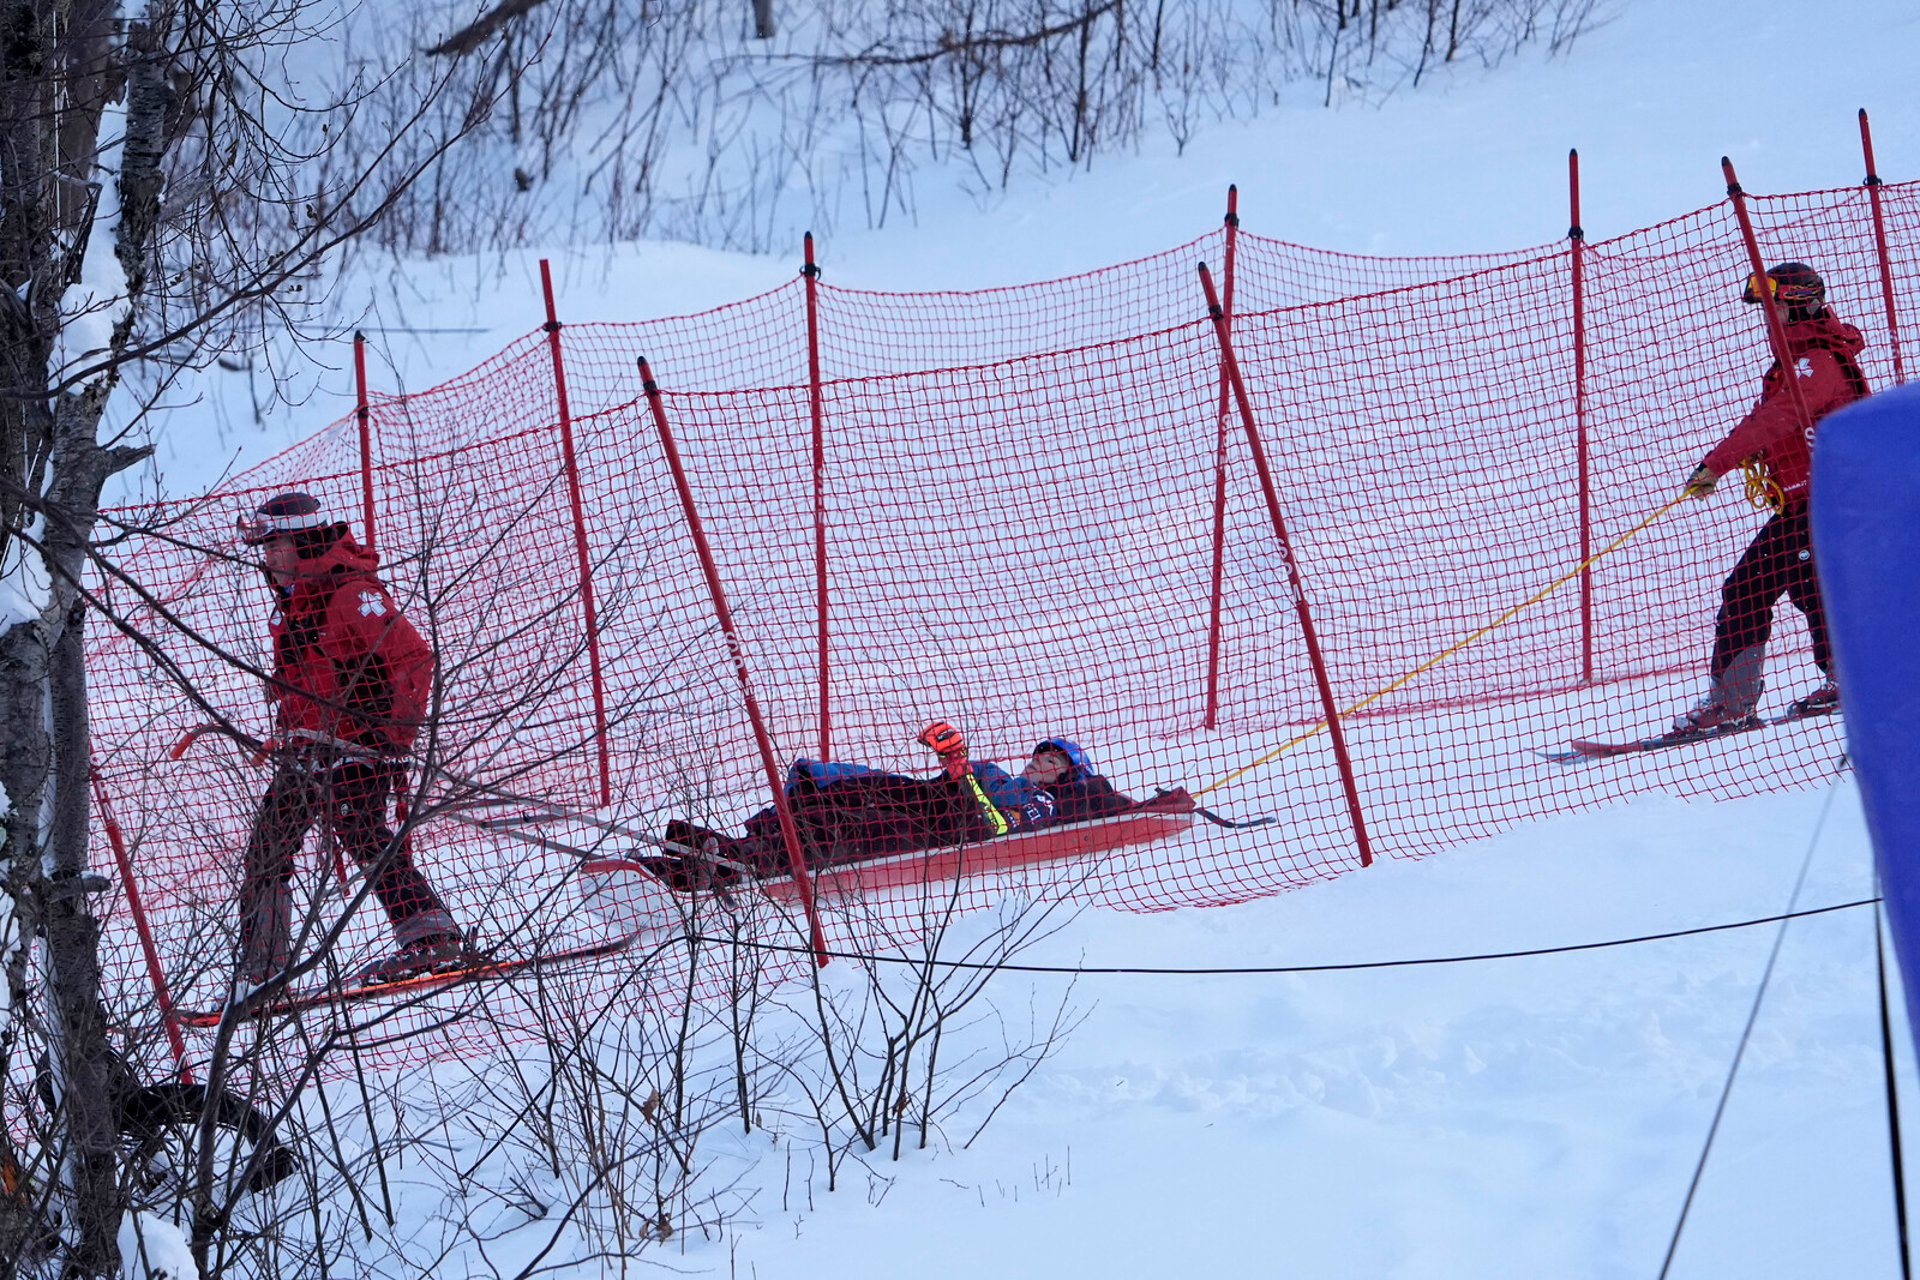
[[688, 895, 1877, 976], [1876, 890, 1914, 1280], [1658, 782, 1839, 1279]]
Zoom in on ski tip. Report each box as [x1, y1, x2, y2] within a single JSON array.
[[1534, 747, 1592, 764], [1770, 706, 1841, 727]]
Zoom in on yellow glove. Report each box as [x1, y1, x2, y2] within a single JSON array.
[[1681, 465, 1719, 500]]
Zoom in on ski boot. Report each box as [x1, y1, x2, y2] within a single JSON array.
[[1780, 678, 1839, 722], [355, 931, 470, 985]]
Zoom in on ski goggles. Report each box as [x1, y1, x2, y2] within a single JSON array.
[[237, 496, 331, 544], [236, 513, 288, 545], [1742, 273, 1822, 306]]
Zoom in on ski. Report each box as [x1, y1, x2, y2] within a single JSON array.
[[1539, 719, 1768, 763], [179, 934, 639, 1028], [1542, 700, 1844, 763]]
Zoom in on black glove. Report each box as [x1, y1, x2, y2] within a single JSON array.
[[1004, 790, 1057, 830]]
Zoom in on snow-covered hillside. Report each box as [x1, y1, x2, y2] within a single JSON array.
[[131, 0, 1920, 1276]]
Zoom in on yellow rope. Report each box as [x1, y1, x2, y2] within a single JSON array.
[[1193, 495, 1688, 799], [1740, 459, 1786, 514]]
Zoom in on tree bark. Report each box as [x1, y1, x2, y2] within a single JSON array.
[[0, 407, 146, 1278], [2, 2, 143, 1271]]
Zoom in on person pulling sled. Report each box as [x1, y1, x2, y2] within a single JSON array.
[[232, 491, 471, 998], [1669, 261, 1869, 739]]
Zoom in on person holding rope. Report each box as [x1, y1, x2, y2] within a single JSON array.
[[1670, 261, 1869, 736], [233, 491, 468, 992]]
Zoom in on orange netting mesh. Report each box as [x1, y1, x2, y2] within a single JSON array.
[[82, 180, 1913, 1081]]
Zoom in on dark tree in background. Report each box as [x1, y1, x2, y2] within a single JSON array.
[[386, 0, 1598, 255]]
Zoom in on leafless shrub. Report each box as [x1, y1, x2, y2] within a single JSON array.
[[359, 0, 1600, 256], [760, 877, 1086, 1191]]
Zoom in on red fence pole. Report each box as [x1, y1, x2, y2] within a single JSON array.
[[353, 332, 377, 554], [1202, 185, 1241, 730], [352, 333, 406, 883], [89, 767, 192, 1081], [1198, 263, 1375, 868], [803, 232, 831, 760], [1569, 150, 1594, 683], [638, 357, 831, 965], [1859, 109, 1907, 384], [539, 260, 613, 808], [1722, 160, 1819, 437]]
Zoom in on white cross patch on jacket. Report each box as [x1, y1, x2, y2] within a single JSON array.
[[1795, 356, 1814, 379], [358, 590, 389, 617]]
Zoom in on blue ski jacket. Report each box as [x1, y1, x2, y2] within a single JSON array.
[[785, 736, 1125, 831]]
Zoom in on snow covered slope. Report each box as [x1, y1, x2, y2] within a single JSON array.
[[147, 0, 1920, 1275], [158, 0, 1920, 487]]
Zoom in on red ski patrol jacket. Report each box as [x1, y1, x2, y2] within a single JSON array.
[[267, 536, 434, 755], [1700, 314, 1869, 504]]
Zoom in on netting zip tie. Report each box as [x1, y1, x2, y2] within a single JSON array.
[[1194, 494, 1687, 798]]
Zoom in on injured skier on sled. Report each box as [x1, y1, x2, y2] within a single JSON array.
[[651, 724, 1194, 892]]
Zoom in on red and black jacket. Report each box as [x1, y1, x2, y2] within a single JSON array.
[[267, 536, 433, 754], [1701, 314, 1869, 504]]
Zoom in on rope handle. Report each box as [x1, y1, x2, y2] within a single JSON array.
[[1740, 458, 1786, 514]]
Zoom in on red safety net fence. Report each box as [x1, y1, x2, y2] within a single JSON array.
[[80, 165, 1916, 1082]]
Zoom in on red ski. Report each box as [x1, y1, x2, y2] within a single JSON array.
[[179, 934, 639, 1028]]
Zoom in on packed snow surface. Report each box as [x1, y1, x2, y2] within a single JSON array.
[[142, 0, 1920, 1275]]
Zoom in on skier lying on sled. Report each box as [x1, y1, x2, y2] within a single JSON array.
[[656, 722, 1187, 890]]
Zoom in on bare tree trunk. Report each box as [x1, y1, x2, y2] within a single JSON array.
[[1, 2, 138, 1269], [1, 423, 146, 1280], [40, 496, 124, 1277]]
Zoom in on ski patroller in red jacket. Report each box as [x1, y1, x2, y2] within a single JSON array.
[[1700, 313, 1870, 503], [267, 535, 434, 754]]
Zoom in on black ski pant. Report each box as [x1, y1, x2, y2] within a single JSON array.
[[1709, 503, 1829, 681], [740, 772, 991, 874], [237, 756, 456, 981]]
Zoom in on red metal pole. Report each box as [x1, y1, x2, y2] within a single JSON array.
[[1569, 150, 1594, 683], [1722, 159, 1819, 436], [89, 766, 192, 1080], [803, 232, 831, 760], [638, 357, 831, 965], [1197, 262, 1375, 868], [353, 331, 377, 554], [539, 260, 613, 808], [1202, 184, 1241, 729], [1859, 109, 1907, 384]]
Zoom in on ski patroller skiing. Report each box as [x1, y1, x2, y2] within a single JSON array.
[[646, 722, 1195, 894], [1560, 261, 1869, 760], [231, 491, 472, 1001]]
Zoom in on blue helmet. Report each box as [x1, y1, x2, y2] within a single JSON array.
[[1033, 737, 1094, 781]]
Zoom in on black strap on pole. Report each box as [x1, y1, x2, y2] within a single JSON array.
[[1658, 782, 1837, 1279], [1877, 892, 1914, 1280]]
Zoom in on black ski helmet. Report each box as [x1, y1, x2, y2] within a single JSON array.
[[1742, 261, 1826, 320]]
